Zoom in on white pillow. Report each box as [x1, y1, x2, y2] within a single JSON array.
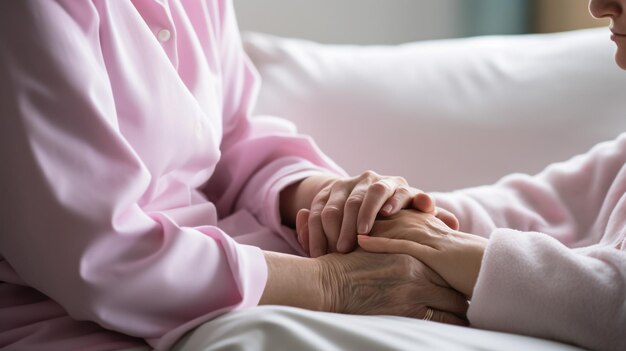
[[244, 29, 626, 191]]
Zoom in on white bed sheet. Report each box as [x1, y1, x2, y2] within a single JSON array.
[[170, 306, 586, 351]]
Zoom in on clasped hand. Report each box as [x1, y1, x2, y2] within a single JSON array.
[[294, 170, 459, 257], [316, 250, 469, 325], [282, 171, 475, 323], [359, 210, 488, 298]]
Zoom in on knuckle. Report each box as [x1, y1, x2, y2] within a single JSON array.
[[310, 203, 325, 213], [394, 186, 413, 198], [309, 210, 323, 222], [369, 181, 392, 194], [331, 179, 347, 190], [313, 187, 331, 200], [392, 254, 418, 276], [345, 194, 365, 208], [395, 176, 408, 185], [424, 215, 445, 229], [360, 170, 378, 180], [311, 194, 326, 212], [321, 206, 342, 222]]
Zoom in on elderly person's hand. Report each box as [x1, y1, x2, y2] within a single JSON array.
[[358, 210, 488, 298], [266, 208, 468, 324], [260, 248, 469, 325], [317, 250, 469, 325], [283, 172, 459, 258]]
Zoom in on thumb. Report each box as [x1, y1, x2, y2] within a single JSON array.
[[413, 192, 435, 213], [435, 208, 460, 231]]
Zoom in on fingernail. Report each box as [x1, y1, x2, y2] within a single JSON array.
[[357, 234, 369, 241], [382, 204, 393, 214], [358, 223, 369, 234]]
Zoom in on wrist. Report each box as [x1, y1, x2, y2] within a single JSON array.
[[417, 215, 487, 297], [315, 254, 347, 313], [260, 251, 327, 311], [280, 174, 339, 228], [466, 234, 488, 298], [449, 229, 488, 298]]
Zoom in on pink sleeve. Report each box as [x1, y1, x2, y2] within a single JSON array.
[[202, 1, 346, 253], [470, 230, 626, 350], [433, 134, 626, 350], [0, 2, 341, 349]]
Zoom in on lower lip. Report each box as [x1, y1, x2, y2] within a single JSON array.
[[611, 34, 626, 41]]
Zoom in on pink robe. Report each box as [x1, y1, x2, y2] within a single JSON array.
[[0, 1, 342, 350], [435, 133, 626, 351]]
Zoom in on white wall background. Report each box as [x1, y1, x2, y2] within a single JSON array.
[[234, 0, 467, 45]]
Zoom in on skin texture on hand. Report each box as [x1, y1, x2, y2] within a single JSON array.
[[359, 210, 488, 298], [259, 251, 326, 311], [260, 250, 469, 325], [304, 171, 423, 256], [316, 250, 469, 325], [284, 172, 460, 258], [295, 197, 459, 257]]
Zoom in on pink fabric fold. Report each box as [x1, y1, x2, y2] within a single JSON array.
[[0, 1, 342, 350], [434, 133, 626, 351]]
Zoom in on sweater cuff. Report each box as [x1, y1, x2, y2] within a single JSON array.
[[468, 229, 571, 339]]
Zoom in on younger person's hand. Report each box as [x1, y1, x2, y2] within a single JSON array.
[[358, 210, 487, 298]]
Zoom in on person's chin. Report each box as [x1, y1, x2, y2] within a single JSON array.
[[616, 51, 626, 70], [611, 38, 626, 69]]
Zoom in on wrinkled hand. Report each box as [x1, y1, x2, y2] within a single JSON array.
[[358, 210, 488, 298], [316, 250, 469, 325], [295, 170, 459, 257]]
